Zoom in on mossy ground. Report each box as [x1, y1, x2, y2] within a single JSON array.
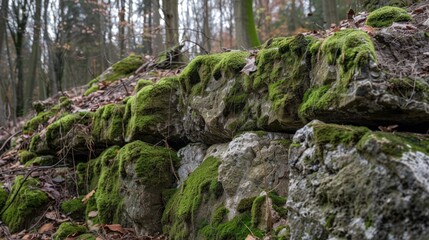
[[366, 6, 412, 27], [1, 176, 49, 233], [18, 150, 36, 164], [53, 222, 87, 240], [61, 197, 86, 220]]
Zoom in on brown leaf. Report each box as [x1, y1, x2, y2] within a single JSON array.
[[88, 210, 98, 218], [359, 25, 375, 36], [240, 57, 257, 76], [378, 125, 398, 132], [82, 189, 96, 203], [104, 224, 126, 234], [245, 235, 257, 240], [38, 223, 54, 234], [45, 211, 59, 220]]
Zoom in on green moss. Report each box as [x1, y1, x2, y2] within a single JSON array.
[[237, 197, 256, 213], [23, 98, 72, 134], [76, 233, 96, 240], [358, 131, 429, 157], [87, 76, 100, 86], [24, 155, 55, 167], [18, 150, 36, 164], [251, 195, 265, 227], [224, 81, 248, 114], [134, 79, 153, 93], [387, 77, 429, 102], [1, 176, 49, 233], [211, 205, 229, 226], [162, 157, 222, 239], [0, 183, 8, 210], [366, 6, 411, 27], [273, 205, 288, 219], [92, 104, 125, 144], [325, 213, 336, 229], [118, 140, 179, 187], [111, 54, 143, 75], [179, 52, 248, 95], [53, 222, 87, 240], [312, 122, 370, 146], [61, 197, 85, 220], [45, 112, 93, 148], [269, 192, 287, 206], [124, 77, 179, 142], [299, 30, 376, 119], [199, 213, 264, 240], [84, 85, 99, 96]]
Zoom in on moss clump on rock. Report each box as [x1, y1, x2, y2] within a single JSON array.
[[133, 79, 153, 93], [162, 156, 222, 239], [84, 85, 99, 96], [53, 222, 87, 240], [92, 104, 125, 144], [61, 197, 86, 220], [123, 77, 179, 142], [366, 6, 411, 27], [311, 122, 370, 147], [1, 176, 49, 233], [18, 150, 36, 164], [45, 112, 93, 149], [77, 141, 178, 224], [0, 183, 8, 210], [23, 97, 72, 134], [112, 54, 143, 75], [299, 30, 376, 119], [24, 155, 55, 167], [199, 213, 264, 240]]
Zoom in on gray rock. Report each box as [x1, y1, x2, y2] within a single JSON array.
[[176, 143, 208, 186], [287, 121, 429, 240]]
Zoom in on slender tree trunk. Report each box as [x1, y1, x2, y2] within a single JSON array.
[[202, 0, 211, 52], [218, 0, 223, 48], [25, 0, 42, 112], [234, 0, 260, 48], [289, 0, 298, 33], [323, 0, 338, 27], [128, 0, 134, 51], [10, 0, 29, 116], [152, 0, 162, 54], [162, 0, 179, 49], [44, 0, 56, 96], [119, 0, 126, 57], [143, 0, 152, 54], [0, 0, 9, 126]]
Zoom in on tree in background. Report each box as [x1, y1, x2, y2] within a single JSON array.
[[323, 0, 339, 27], [162, 0, 179, 49], [234, 0, 260, 48]]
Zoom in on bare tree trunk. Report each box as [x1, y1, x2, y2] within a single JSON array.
[[9, 0, 29, 116], [119, 0, 126, 57], [218, 0, 223, 48], [323, 0, 338, 27], [143, 0, 152, 54], [152, 0, 162, 54], [234, 0, 260, 48], [0, 0, 9, 126], [162, 0, 179, 49], [202, 0, 211, 52], [44, 0, 56, 97], [25, 0, 42, 112]]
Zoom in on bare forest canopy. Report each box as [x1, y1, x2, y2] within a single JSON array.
[[0, 0, 423, 125]]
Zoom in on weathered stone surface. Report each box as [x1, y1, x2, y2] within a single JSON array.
[[287, 120, 429, 239], [176, 143, 208, 186]]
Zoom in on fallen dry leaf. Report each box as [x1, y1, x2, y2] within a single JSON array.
[[104, 224, 126, 234], [240, 57, 257, 75], [82, 189, 96, 203], [245, 234, 257, 240], [45, 211, 59, 220], [88, 210, 98, 218], [38, 223, 54, 234]]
